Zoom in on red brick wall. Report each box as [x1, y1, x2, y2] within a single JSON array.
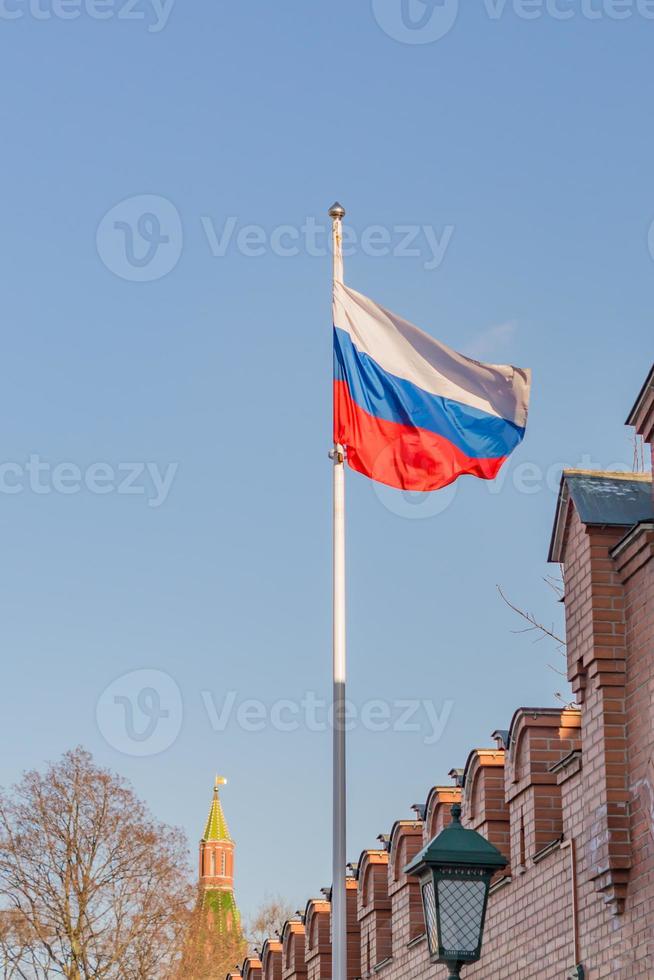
[[564, 513, 631, 913], [281, 920, 307, 980], [613, 523, 654, 972], [262, 940, 282, 980], [264, 455, 654, 979], [263, 488, 653, 979], [505, 708, 581, 867], [241, 958, 262, 980], [463, 748, 510, 874], [387, 821, 424, 948], [304, 900, 331, 980], [200, 838, 235, 891], [345, 878, 361, 978], [357, 851, 391, 976], [424, 786, 460, 843]]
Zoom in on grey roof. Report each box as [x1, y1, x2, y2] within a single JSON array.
[[448, 768, 465, 787], [491, 729, 510, 750], [564, 472, 652, 526], [549, 471, 652, 562]]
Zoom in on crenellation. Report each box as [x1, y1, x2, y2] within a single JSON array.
[[304, 899, 332, 980], [261, 939, 283, 980], [281, 918, 307, 980], [422, 784, 461, 844], [253, 365, 654, 980]]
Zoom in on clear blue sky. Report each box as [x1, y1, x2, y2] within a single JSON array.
[[0, 0, 652, 923]]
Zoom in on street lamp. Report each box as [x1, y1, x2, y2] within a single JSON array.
[[404, 804, 507, 979]]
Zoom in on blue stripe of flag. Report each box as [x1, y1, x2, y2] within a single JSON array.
[[333, 327, 525, 460]]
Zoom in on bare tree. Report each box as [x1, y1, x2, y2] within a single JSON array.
[[175, 888, 246, 980], [246, 895, 294, 952], [0, 747, 192, 980], [0, 908, 48, 979], [498, 575, 576, 705]]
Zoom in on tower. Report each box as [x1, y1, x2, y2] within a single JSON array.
[[199, 776, 240, 933]]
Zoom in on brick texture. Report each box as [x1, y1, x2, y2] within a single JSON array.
[[249, 370, 654, 980], [281, 919, 307, 980], [261, 940, 282, 980]]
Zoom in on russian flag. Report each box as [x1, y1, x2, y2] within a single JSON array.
[[333, 283, 531, 492]]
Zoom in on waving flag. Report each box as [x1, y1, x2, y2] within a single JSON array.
[[333, 282, 531, 491]]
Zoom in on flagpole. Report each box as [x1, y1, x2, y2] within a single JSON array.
[[329, 200, 347, 980]]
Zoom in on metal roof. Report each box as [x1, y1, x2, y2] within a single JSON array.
[[202, 778, 232, 842], [549, 470, 652, 562], [564, 471, 652, 526]]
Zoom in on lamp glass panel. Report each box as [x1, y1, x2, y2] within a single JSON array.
[[436, 876, 486, 955], [421, 879, 439, 956]]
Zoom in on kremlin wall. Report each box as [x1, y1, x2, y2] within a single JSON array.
[[215, 366, 654, 979]]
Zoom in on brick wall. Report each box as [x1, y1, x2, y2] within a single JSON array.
[[345, 878, 361, 977], [241, 957, 262, 980], [305, 899, 331, 980], [388, 820, 424, 950], [423, 784, 461, 842], [462, 747, 510, 874], [245, 368, 654, 980], [282, 919, 307, 980], [357, 850, 391, 976], [261, 939, 282, 980]]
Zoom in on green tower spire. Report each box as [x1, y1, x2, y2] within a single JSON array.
[[199, 776, 241, 939], [185, 777, 245, 973], [203, 775, 232, 842]]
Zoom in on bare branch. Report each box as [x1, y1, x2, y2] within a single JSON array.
[[245, 895, 294, 953], [497, 585, 566, 650]]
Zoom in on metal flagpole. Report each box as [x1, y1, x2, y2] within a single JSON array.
[[329, 200, 347, 980]]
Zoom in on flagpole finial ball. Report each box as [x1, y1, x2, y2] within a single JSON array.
[[328, 201, 346, 219]]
